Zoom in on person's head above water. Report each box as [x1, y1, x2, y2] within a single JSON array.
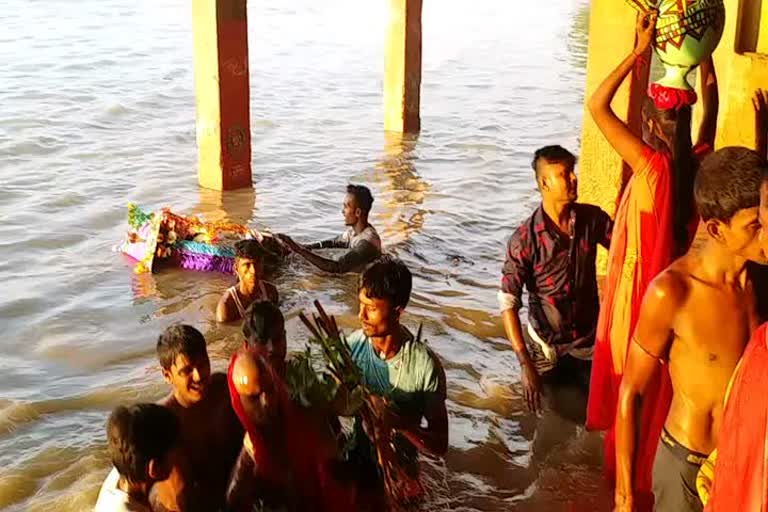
[[695, 146, 768, 263], [157, 324, 211, 406], [234, 239, 265, 287], [106, 403, 179, 487], [241, 301, 287, 372], [231, 351, 280, 427], [343, 184, 374, 227], [358, 255, 412, 338], [531, 145, 578, 205]]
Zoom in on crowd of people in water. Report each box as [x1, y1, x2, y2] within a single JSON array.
[[96, 15, 768, 512]]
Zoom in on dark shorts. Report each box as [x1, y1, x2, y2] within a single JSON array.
[[652, 428, 708, 512], [539, 353, 591, 424]]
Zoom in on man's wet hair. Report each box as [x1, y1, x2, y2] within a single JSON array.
[[156, 324, 208, 370], [106, 403, 179, 484], [359, 255, 412, 310], [234, 239, 264, 261], [694, 147, 767, 222], [531, 145, 577, 179], [242, 301, 285, 348], [347, 184, 374, 214]]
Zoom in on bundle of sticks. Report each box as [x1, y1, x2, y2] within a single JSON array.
[[299, 301, 424, 507]]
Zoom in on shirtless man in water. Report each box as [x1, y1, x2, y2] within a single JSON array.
[[614, 147, 768, 512], [151, 324, 243, 511], [217, 240, 279, 323], [225, 351, 354, 511]]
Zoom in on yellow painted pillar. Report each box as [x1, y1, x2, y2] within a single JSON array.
[[579, 1, 649, 274], [192, 0, 252, 191], [384, 0, 422, 133]]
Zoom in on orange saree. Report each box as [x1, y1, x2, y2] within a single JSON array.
[[586, 147, 677, 510], [704, 324, 768, 512]]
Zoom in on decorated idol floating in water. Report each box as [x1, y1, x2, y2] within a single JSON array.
[[627, 0, 725, 109], [116, 203, 286, 274]]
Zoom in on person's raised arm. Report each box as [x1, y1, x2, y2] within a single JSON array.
[[587, 11, 657, 173], [614, 272, 683, 511], [753, 89, 768, 160], [696, 56, 719, 149]]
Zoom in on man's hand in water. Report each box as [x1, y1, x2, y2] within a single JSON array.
[[633, 10, 657, 56], [275, 233, 301, 253], [520, 362, 542, 414]]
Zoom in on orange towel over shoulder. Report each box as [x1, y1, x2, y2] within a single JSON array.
[[586, 146, 679, 509], [705, 324, 768, 512]]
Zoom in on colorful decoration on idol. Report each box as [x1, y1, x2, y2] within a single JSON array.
[[116, 203, 284, 275], [626, 0, 725, 110]]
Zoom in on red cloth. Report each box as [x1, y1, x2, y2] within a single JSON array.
[[705, 324, 768, 512], [649, 83, 698, 110], [587, 144, 711, 510], [586, 148, 677, 510], [227, 352, 355, 512]]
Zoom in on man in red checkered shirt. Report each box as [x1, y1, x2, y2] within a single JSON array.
[[498, 145, 612, 416]]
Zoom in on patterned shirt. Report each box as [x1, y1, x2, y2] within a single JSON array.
[[499, 203, 613, 346]]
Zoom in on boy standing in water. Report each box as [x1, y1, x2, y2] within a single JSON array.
[[614, 148, 767, 512], [277, 184, 382, 274], [151, 324, 243, 511], [95, 404, 179, 512], [217, 240, 279, 323]]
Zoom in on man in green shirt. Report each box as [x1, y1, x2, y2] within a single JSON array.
[[343, 256, 448, 499]]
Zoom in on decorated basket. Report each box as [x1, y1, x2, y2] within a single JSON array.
[[116, 203, 284, 275]]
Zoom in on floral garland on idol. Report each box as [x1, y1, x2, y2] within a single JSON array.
[[117, 203, 269, 275]]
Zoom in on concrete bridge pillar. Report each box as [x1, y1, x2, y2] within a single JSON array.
[[192, 0, 252, 191], [384, 0, 423, 134]]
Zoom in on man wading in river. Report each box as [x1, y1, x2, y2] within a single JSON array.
[[498, 145, 612, 416], [150, 324, 243, 511], [277, 184, 382, 274]]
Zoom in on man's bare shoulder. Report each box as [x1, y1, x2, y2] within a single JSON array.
[[647, 263, 692, 309]]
